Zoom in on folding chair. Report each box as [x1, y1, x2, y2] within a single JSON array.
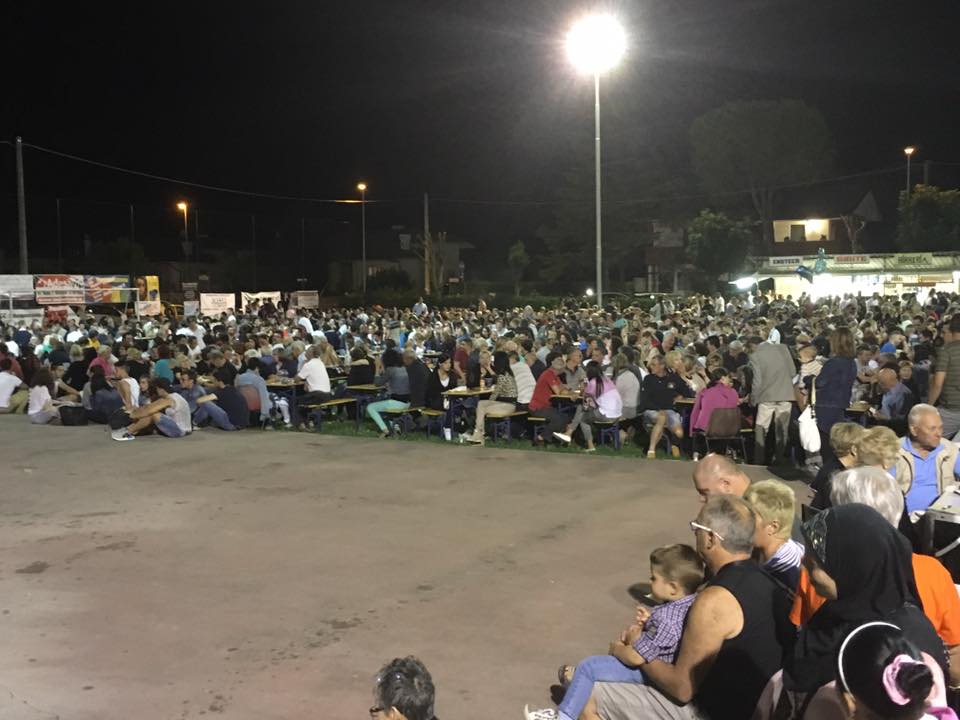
[[691, 407, 747, 459]]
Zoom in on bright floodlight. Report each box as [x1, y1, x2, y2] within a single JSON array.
[[903, 146, 916, 157], [732, 276, 757, 290], [176, 202, 187, 211], [357, 182, 367, 192], [585, 288, 595, 297], [566, 14, 626, 75]]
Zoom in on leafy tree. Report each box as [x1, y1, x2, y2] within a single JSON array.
[[412, 231, 447, 295], [506, 239, 530, 297], [686, 209, 752, 278], [690, 100, 834, 245], [896, 184, 960, 251]]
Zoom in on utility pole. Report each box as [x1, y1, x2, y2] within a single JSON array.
[[56, 198, 63, 272], [923, 160, 930, 186], [129, 204, 136, 282], [251, 214, 257, 291], [194, 208, 200, 265], [15, 137, 28, 273], [423, 192, 431, 294]]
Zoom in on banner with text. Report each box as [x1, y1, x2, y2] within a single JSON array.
[[291, 290, 319, 308], [84, 275, 131, 303], [200, 293, 236, 316], [35, 275, 85, 304], [241, 291, 281, 309], [0, 275, 36, 300]]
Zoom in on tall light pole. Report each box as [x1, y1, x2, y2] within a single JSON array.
[[566, 14, 626, 306], [357, 182, 368, 295], [177, 201, 189, 282], [904, 146, 916, 197]]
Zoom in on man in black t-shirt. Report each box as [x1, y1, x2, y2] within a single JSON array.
[[639, 355, 694, 458], [210, 368, 249, 429]]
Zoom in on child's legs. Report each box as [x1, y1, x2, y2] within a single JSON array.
[[557, 654, 645, 720]]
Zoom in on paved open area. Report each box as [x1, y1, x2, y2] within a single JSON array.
[[0, 417, 784, 720]]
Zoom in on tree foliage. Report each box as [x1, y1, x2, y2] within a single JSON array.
[[896, 184, 960, 251], [686, 209, 753, 278], [690, 100, 834, 244], [506, 239, 530, 296]]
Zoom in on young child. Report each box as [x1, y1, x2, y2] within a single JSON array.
[[523, 544, 705, 720]]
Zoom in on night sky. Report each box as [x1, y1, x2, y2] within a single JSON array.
[[5, 0, 960, 283]]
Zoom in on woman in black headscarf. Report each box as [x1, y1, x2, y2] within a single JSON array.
[[780, 503, 947, 714]]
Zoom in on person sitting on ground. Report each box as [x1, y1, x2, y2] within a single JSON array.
[[27, 367, 60, 424], [810, 422, 864, 511], [236, 357, 290, 426], [424, 354, 453, 411], [525, 544, 705, 720], [112, 360, 139, 410], [111, 377, 193, 441], [87, 344, 115, 378], [0, 357, 28, 414], [835, 622, 955, 720], [528, 352, 570, 442], [152, 344, 175, 382], [62, 344, 90, 391], [580, 495, 792, 720], [553, 363, 622, 452], [778, 504, 947, 711], [371, 655, 438, 720], [175, 369, 236, 431], [744, 479, 804, 591], [690, 367, 740, 434], [855, 426, 900, 472], [790, 465, 960, 687], [367, 349, 411, 438], [890, 404, 960, 514], [88, 372, 123, 424], [639, 354, 693, 459], [208, 368, 249, 429], [469, 350, 517, 446]]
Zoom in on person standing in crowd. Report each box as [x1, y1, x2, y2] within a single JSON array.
[[749, 336, 797, 466], [814, 327, 859, 465], [928, 313, 960, 439]]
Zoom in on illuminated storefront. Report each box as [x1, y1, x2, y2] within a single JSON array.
[[745, 253, 960, 300]]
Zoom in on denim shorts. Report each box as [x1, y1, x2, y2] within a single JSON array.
[[641, 409, 682, 431]]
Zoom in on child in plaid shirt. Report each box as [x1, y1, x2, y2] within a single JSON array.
[[525, 544, 705, 720]]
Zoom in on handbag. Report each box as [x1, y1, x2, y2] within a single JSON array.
[[59, 405, 88, 426], [797, 380, 821, 453]]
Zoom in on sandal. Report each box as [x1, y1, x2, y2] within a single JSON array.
[[557, 664, 575, 688]]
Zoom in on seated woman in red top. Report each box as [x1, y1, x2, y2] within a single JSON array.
[[690, 368, 740, 432]]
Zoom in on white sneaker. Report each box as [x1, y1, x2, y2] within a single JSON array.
[[524, 706, 558, 720], [552, 432, 572, 444], [111, 429, 135, 442]]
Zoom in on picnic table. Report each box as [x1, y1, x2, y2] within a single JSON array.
[[443, 386, 492, 428], [266, 377, 305, 425], [346, 384, 388, 418]]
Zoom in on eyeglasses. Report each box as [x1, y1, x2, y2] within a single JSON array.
[[689, 520, 724, 542], [369, 707, 384, 717]]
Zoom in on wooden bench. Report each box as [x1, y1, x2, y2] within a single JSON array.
[[302, 397, 358, 431], [419, 408, 447, 438], [484, 410, 528, 442], [379, 406, 424, 436], [526, 416, 551, 446]]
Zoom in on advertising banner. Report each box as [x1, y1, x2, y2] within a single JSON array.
[[0, 275, 36, 300], [135, 275, 162, 316], [291, 290, 319, 308], [834, 254, 870, 265], [35, 275, 85, 304], [182, 282, 198, 302], [84, 275, 131, 303], [183, 300, 199, 318], [200, 293, 236, 316], [241, 291, 281, 309]]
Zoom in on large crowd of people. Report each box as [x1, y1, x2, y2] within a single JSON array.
[[4, 287, 960, 719]]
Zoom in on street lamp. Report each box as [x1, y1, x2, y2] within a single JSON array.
[[566, 13, 626, 306], [176, 201, 190, 281], [357, 182, 368, 295], [904, 146, 916, 197]]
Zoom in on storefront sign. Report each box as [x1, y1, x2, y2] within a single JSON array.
[[888, 253, 934, 268], [769, 257, 803, 267], [291, 290, 319, 308], [834, 254, 870, 264], [35, 275, 84, 304]]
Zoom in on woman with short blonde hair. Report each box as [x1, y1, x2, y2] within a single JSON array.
[[854, 425, 900, 471]]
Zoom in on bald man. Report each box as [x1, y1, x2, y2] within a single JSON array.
[[692, 453, 804, 542], [871, 366, 915, 431]]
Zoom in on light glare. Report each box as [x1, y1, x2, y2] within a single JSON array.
[[566, 14, 626, 75]]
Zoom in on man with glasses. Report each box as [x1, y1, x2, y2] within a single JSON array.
[[581, 495, 792, 720]]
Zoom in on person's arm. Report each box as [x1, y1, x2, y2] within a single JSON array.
[[129, 397, 172, 420], [116, 379, 133, 408], [609, 639, 647, 668], [639, 586, 740, 704], [929, 371, 946, 406], [57, 379, 80, 397], [748, 358, 762, 405]]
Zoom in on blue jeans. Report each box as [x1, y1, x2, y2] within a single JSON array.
[[194, 402, 236, 431], [154, 415, 185, 438], [366, 399, 410, 432], [558, 655, 645, 720]]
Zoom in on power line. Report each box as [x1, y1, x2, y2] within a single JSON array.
[[20, 142, 394, 205]]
